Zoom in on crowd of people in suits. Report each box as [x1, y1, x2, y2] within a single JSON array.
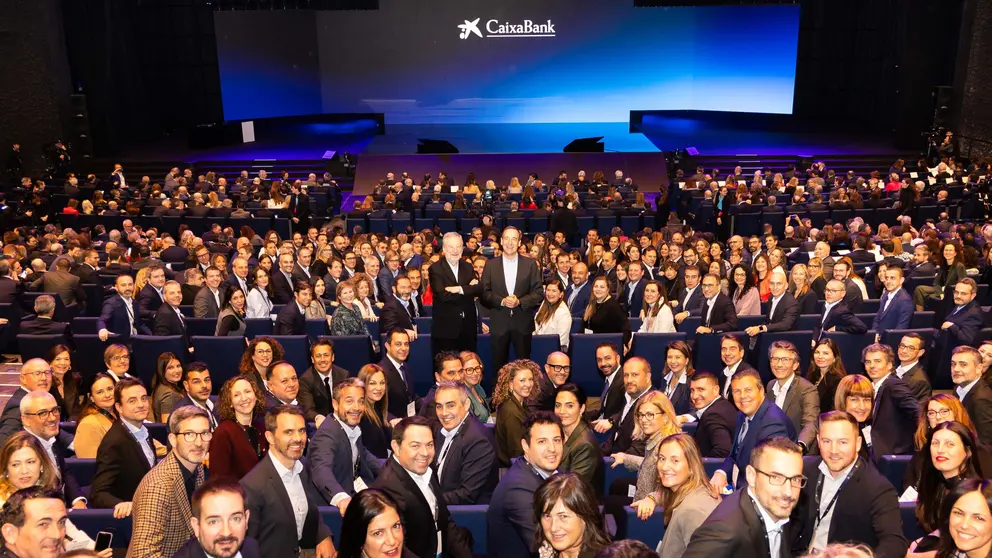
[[2, 157, 992, 558]]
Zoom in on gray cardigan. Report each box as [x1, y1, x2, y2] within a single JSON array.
[[656, 485, 721, 558]]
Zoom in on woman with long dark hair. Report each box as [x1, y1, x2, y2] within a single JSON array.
[[533, 473, 611, 558], [808, 339, 846, 413], [903, 395, 988, 492], [752, 254, 772, 302], [337, 489, 417, 558], [74, 372, 118, 459], [661, 341, 694, 415], [358, 364, 393, 459], [534, 279, 572, 351], [637, 280, 675, 334], [581, 276, 631, 351], [936, 478, 992, 558], [555, 384, 603, 492], [914, 241, 967, 310], [728, 264, 760, 316], [47, 344, 80, 420], [216, 284, 248, 336], [151, 353, 185, 422]]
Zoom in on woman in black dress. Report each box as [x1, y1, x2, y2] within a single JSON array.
[[580, 275, 631, 353], [357, 364, 393, 459]]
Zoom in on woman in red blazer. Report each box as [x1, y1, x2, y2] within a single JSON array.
[[208, 376, 269, 481]]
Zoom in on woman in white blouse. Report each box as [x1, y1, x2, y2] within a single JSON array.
[[352, 275, 382, 321], [638, 280, 676, 333], [246, 267, 274, 319], [533, 280, 572, 350]]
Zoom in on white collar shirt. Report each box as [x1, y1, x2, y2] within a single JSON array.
[[269, 453, 307, 540], [772, 375, 795, 409], [812, 459, 857, 551]]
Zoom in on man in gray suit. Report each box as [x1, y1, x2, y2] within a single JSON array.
[[308, 378, 382, 515], [29, 258, 85, 311], [765, 341, 819, 454], [193, 266, 224, 318]]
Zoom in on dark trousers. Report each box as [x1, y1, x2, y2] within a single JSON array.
[[432, 329, 477, 360], [491, 326, 532, 385]]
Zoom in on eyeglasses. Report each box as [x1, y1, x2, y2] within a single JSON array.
[[547, 364, 571, 373], [927, 408, 953, 419], [110, 355, 130, 362], [769, 356, 796, 364], [635, 411, 661, 421], [255, 348, 273, 355], [754, 468, 807, 487], [21, 369, 53, 378], [463, 366, 483, 374], [24, 408, 60, 420], [898, 343, 921, 351], [177, 431, 213, 442]]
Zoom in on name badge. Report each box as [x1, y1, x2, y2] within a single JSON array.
[[627, 485, 636, 498], [407, 401, 417, 418], [353, 478, 369, 492]]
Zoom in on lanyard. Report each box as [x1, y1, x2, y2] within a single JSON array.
[[812, 460, 859, 532]]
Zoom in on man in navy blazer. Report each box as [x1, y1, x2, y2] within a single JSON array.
[[673, 265, 705, 324], [871, 266, 914, 333], [153, 281, 191, 348], [687, 372, 738, 458], [487, 412, 563, 558], [696, 273, 738, 334], [308, 378, 382, 512], [379, 277, 417, 341], [711, 368, 795, 490], [812, 280, 868, 344], [620, 263, 647, 316], [746, 272, 799, 338], [564, 263, 591, 318], [378, 329, 419, 418], [136, 265, 167, 327], [97, 275, 150, 341], [432, 381, 498, 505], [932, 279, 986, 388], [863, 343, 919, 458], [274, 283, 309, 336]]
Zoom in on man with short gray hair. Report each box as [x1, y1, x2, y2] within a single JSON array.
[[19, 295, 69, 336], [429, 232, 483, 357], [432, 380, 498, 505]]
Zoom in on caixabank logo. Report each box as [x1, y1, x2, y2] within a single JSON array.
[[458, 18, 556, 39]]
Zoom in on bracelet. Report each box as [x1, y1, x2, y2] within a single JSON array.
[[647, 494, 658, 504]]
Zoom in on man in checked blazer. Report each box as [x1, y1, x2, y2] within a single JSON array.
[[127, 406, 211, 558]]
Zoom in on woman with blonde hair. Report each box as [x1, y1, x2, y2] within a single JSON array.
[[492, 360, 535, 468], [807, 256, 828, 299], [507, 176, 522, 194], [789, 263, 819, 314], [605, 389, 681, 538], [357, 364, 393, 458], [654, 433, 721, 558]]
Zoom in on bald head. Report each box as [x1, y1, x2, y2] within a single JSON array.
[[20, 359, 52, 392], [769, 271, 788, 297], [825, 279, 846, 303], [545, 352, 571, 386]]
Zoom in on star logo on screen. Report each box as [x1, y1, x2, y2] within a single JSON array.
[[458, 18, 483, 39]]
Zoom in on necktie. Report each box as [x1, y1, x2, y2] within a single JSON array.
[[600, 377, 610, 403], [323, 376, 332, 397], [124, 299, 136, 335], [705, 300, 713, 326], [879, 291, 889, 314], [737, 417, 751, 450]]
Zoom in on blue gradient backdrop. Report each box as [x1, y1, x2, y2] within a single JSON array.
[[216, 1, 799, 124]]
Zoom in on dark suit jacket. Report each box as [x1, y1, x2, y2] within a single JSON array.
[[694, 397, 738, 458], [480, 255, 544, 334], [683, 489, 793, 558], [720, 361, 757, 404], [722, 398, 796, 489], [487, 457, 547, 558], [172, 536, 261, 558], [297, 365, 348, 422], [603, 390, 649, 456], [269, 270, 295, 305], [274, 301, 305, 335], [765, 292, 800, 333], [434, 414, 498, 505], [939, 301, 985, 348], [961, 380, 992, 446], [765, 375, 819, 449], [701, 293, 739, 332], [242, 456, 331, 555], [153, 305, 190, 347], [89, 420, 158, 508], [19, 317, 69, 336], [675, 285, 705, 316], [136, 283, 163, 325], [812, 302, 867, 341], [872, 288, 914, 332], [429, 259, 483, 341], [0, 387, 27, 446], [898, 364, 932, 404], [380, 295, 416, 336], [98, 295, 149, 338], [371, 457, 473, 558], [564, 281, 591, 318], [308, 416, 381, 503], [0, 276, 23, 306], [379, 356, 418, 419], [791, 458, 908, 558], [585, 368, 624, 422], [620, 280, 646, 316], [870, 375, 920, 457], [168, 394, 220, 429]]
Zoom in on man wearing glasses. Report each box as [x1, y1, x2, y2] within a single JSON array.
[[765, 342, 819, 454], [129, 406, 211, 558], [535, 352, 571, 412], [0, 358, 55, 446], [377, 250, 402, 297], [686, 437, 804, 558], [811, 279, 867, 346], [19, 389, 86, 509], [894, 333, 932, 404]]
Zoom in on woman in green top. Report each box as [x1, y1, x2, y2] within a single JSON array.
[[459, 351, 491, 423]]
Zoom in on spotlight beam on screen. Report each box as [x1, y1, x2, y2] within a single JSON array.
[[215, 0, 800, 123]]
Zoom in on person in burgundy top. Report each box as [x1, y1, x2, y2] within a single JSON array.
[[207, 377, 269, 481]]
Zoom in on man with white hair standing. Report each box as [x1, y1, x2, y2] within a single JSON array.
[[430, 232, 483, 358]]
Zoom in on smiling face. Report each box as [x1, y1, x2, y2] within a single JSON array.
[[251, 342, 273, 370], [434, 387, 470, 431], [932, 428, 970, 478], [363, 506, 404, 558], [540, 499, 585, 555], [164, 358, 183, 384], [746, 448, 803, 522], [333, 385, 365, 426], [689, 376, 720, 411], [522, 423, 563, 472], [230, 379, 257, 417], [731, 375, 764, 417], [6, 446, 43, 490], [949, 490, 992, 555], [928, 400, 954, 429], [392, 424, 435, 475], [591, 277, 610, 300], [817, 419, 861, 475], [509, 368, 534, 401], [656, 439, 691, 489], [813, 344, 836, 370]]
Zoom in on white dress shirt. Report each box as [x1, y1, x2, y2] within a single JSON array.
[[329, 416, 363, 506], [748, 488, 790, 558], [269, 453, 308, 540], [771, 375, 795, 409], [895, 360, 919, 379], [723, 360, 743, 399], [397, 457, 442, 554], [502, 255, 519, 300], [811, 459, 857, 551], [957, 378, 982, 400], [123, 419, 155, 468], [681, 286, 698, 310], [533, 301, 572, 350], [437, 415, 468, 478]]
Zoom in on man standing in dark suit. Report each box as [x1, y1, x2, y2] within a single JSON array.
[[19, 295, 69, 336], [584, 343, 625, 423], [380, 276, 418, 344], [378, 329, 418, 418], [98, 274, 149, 341], [863, 344, 919, 457], [695, 273, 738, 334], [685, 437, 804, 558], [710, 368, 796, 491], [0, 359, 53, 446], [812, 280, 867, 344], [241, 405, 335, 558], [481, 227, 544, 372], [872, 266, 914, 333], [685, 372, 738, 458], [297, 339, 348, 424], [289, 182, 311, 234], [431, 381, 498, 505], [89, 378, 157, 516], [894, 333, 932, 404], [269, 253, 297, 305], [371, 416, 474, 558], [593, 357, 653, 456], [430, 233, 483, 357], [153, 281, 191, 348], [790, 412, 908, 558], [746, 271, 799, 339], [274, 282, 309, 336], [309, 378, 382, 513], [487, 412, 563, 558], [951, 346, 992, 446]]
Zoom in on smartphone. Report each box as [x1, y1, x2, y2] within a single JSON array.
[[95, 531, 113, 552]]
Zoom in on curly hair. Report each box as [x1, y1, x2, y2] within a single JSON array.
[[216, 376, 266, 422], [238, 337, 285, 378], [492, 360, 537, 409]]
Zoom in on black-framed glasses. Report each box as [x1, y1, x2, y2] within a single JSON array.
[[754, 468, 807, 487], [463, 366, 483, 374], [177, 431, 213, 442], [547, 364, 571, 373], [635, 411, 660, 421], [24, 408, 60, 420]]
